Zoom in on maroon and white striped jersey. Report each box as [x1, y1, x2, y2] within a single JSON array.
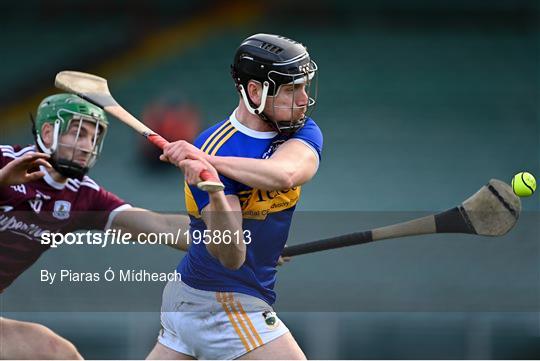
[[0, 144, 131, 291]]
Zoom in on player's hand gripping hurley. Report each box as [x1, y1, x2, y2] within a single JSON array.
[[54, 71, 224, 193]]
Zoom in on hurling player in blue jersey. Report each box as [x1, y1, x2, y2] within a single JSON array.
[[149, 34, 323, 360]]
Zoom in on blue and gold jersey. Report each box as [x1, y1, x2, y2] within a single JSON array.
[[178, 110, 323, 305]]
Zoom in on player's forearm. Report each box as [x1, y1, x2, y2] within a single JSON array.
[[156, 213, 191, 251], [210, 156, 294, 191], [204, 191, 245, 270], [111, 209, 190, 251]]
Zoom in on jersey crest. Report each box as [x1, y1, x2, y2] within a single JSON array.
[[53, 200, 71, 220]]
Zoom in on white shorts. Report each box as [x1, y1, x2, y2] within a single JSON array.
[[157, 279, 290, 360]]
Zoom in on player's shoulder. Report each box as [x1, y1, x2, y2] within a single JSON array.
[[304, 117, 319, 127], [299, 117, 322, 134], [194, 118, 231, 149], [0, 144, 36, 159], [289, 117, 323, 143], [195, 115, 251, 157], [293, 117, 323, 140], [287, 117, 324, 160]]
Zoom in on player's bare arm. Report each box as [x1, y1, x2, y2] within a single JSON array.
[[110, 207, 191, 251], [161, 139, 318, 191], [180, 158, 246, 270], [203, 192, 245, 270], [0, 152, 52, 186]]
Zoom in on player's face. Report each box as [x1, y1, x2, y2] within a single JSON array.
[[265, 83, 309, 123], [57, 119, 100, 167]]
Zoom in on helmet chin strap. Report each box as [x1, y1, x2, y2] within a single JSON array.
[[239, 81, 270, 116], [239, 81, 284, 131], [36, 120, 61, 155]]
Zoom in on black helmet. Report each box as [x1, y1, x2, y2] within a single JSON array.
[[231, 33, 318, 133]]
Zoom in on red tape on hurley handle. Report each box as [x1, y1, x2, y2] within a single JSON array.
[[147, 133, 169, 149], [147, 133, 224, 192]]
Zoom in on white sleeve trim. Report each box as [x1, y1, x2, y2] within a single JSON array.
[[289, 138, 320, 166], [104, 204, 133, 231]]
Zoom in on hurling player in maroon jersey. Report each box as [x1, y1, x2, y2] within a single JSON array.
[[0, 94, 212, 359]]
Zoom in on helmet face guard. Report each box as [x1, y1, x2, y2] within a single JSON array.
[[51, 109, 107, 179], [232, 34, 319, 134], [265, 60, 318, 133]]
